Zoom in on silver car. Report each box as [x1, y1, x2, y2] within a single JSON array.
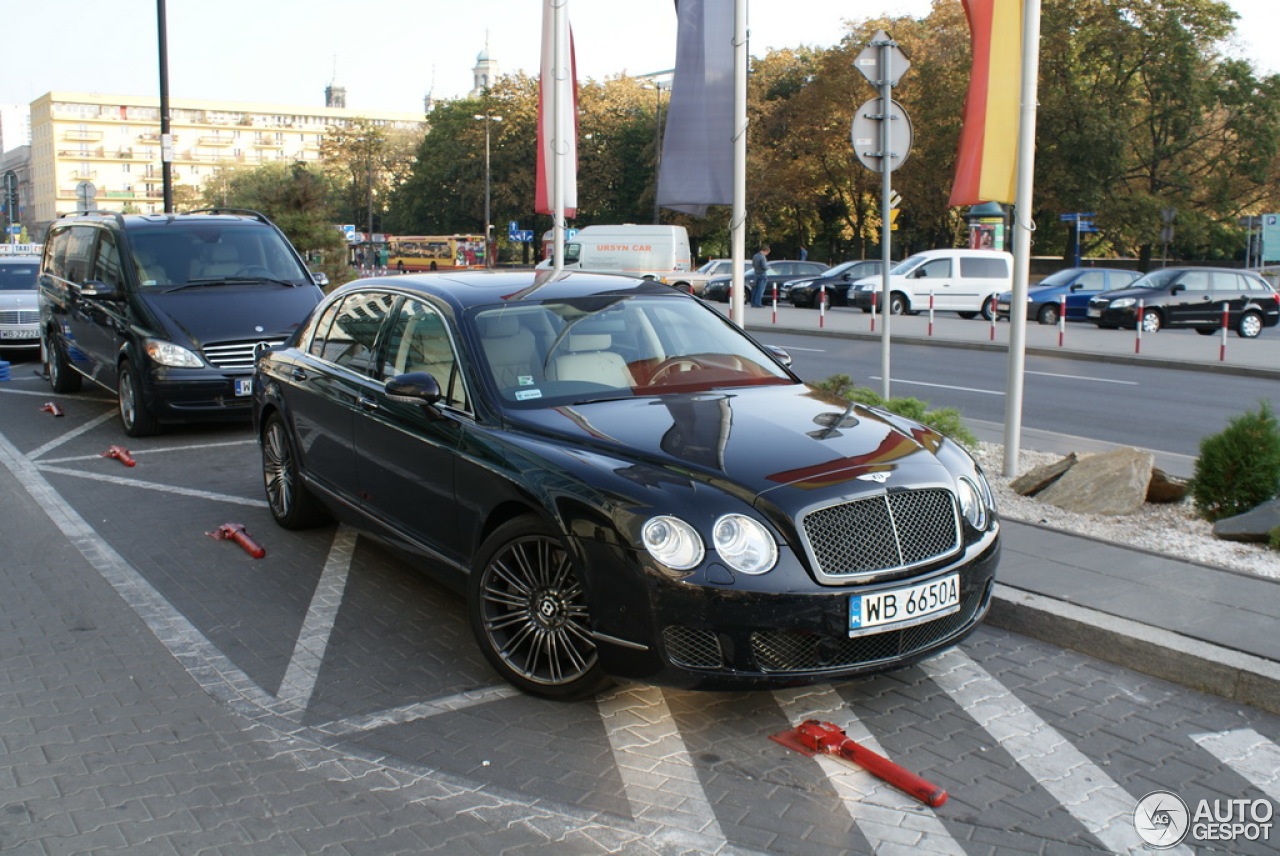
[[0, 255, 41, 351]]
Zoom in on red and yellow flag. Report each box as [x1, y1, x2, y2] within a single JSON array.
[[949, 0, 1023, 206]]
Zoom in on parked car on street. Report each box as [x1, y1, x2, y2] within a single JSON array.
[[1086, 267, 1280, 337], [685, 258, 745, 296], [995, 267, 1141, 325], [0, 255, 42, 352], [787, 260, 886, 308], [702, 260, 828, 303], [254, 270, 1000, 700], [849, 249, 1013, 319], [38, 209, 326, 436]]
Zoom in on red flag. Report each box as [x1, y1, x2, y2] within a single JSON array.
[[950, 0, 1023, 206], [536, 1, 578, 216]]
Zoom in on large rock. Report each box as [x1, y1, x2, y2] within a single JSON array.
[[1037, 448, 1154, 515], [1213, 498, 1280, 543], [1010, 453, 1077, 497]]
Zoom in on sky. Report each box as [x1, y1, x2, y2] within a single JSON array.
[[3, 0, 1277, 115]]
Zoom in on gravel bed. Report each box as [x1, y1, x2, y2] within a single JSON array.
[[974, 443, 1280, 581]]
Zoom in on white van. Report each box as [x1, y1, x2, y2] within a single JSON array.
[[849, 248, 1013, 319], [539, 225, 693, 288]]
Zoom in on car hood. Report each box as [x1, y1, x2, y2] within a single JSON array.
[[1091, 286, 1164, 302], [512, 383, 957, 507], [139, 285, 323, 345], [0, 291, 37, 311]]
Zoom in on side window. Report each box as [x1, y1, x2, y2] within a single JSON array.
[[1180, 271, 1210, 291], [306, 301, 343, 358], [323, 291, 395, 375], [960, 257, 1007, 278], [1111, 271, 1140, 288], [93, 229, 126, 289], [1211, 272, 1247, 293], [382, 299, 468, 409], [45, 227, 71, 279], [1075, 271, 1106, 292], [64, 226, 99, 285], [917, 259, 952, 278]]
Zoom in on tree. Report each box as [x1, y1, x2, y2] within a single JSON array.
[[320, 117, 420, 237]]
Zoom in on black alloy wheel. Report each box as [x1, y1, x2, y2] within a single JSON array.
[[261, 413, 331, 529], [469, 516, 609, 700], [45, 331, 82, 394], [117, 359, 160, 437]]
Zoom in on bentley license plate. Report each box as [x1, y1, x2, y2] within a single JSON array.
[[848, 574, 960, 637]]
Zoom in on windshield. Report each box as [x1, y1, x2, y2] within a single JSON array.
[[471, 294, 794, 407], [822, 261, 859, 277], [889, 256, 926, 275], [128, 221, 309, 290], [1128, 269, 1180, 289], [0, 261, 39, 291], [1035, 269, 1080, 287]]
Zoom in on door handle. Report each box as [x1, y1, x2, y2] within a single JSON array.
[[290, 367, 307, 381], [359, 396, 379, 412]]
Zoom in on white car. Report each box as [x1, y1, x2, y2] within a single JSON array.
[[0, 256, 41, 351], [685, 258, 745, 295]]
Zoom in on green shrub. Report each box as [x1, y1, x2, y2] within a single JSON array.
[[1190, 401, 1280, 522], [813, 374, 979, 449], [1269, 527, 1280, 553]]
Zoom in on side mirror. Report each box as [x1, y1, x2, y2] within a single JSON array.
[[311, 271, 330, 288], [763, 344, 793, 368], [80, 280, 121, 300], [385, 371, 442, 406], [1170, 283, 1185, 295], [1069, 283, 1082, 292]]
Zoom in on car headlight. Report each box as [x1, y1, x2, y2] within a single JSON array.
[[1109, 298, 1134, 308], [712, 514, 777, 574], [858, 283, 875, 291], [144, 338, 204, 368], [956, 475, 991, 530], [643, 516, 704, 570], [792, 280, 813, 289]]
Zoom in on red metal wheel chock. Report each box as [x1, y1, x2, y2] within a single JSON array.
[[101, 445, 136, 466], [205, 523, 266, 559], [41, 402, 65, 417], [770, 719, 948, 808]]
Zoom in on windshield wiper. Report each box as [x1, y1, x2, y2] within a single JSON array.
[[166, 276, 299, 292]]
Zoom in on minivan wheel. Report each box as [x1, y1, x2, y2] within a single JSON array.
[[45, 332, 81, 394], [1037, 303, 1060, 325], [1140, 309, 1162, 333], [468, 516, 610, 701], [117, 359, 161, 437], [1238, 311, 1263, 339], [980, 296, 997, 321], [888, 292, 909, 315]]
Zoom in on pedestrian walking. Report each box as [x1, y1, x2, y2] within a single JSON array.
[[750, 245, 770, 307]]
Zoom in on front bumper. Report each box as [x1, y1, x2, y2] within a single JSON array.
[[143, 364, 257, 423], [583, 530, 1001, 690]]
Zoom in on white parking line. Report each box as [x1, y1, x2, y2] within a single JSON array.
[[36, 464, 267, 508], [26, 409, 117, 460], [277, 525, 358, 710], [1192, 728, 1280, 800], [772, 685, 966, 855], [922, 649, 1193, 855]]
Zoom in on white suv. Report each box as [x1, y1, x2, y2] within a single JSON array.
[[850, 248, 1013, 319]]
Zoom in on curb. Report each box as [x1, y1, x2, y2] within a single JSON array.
[[988, 583, 1280, 716]]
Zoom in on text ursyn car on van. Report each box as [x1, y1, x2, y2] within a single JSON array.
[[39, 209, 326, 436], [537, 225, 693, 289], [849, 248, 1013, 319]]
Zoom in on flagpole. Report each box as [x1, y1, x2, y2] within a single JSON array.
[[729, 0, 747, 326], [551, 0, 568, 273], [1002, 0, 1042, 477]]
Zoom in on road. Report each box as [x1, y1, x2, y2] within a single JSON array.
[[1, 350, 1279, 854], [766, 329, 1279, 475]]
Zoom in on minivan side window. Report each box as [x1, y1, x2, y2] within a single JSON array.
[[917, 259, 952, 278], [45, 227, 71, 279], [93, 229, 126, 289], [960, 257, 1008, 278], [63, 226, 99, 285]]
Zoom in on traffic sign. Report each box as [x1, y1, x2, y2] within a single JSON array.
[[851, 99, 913, 174], [854, 31, 911, 87]]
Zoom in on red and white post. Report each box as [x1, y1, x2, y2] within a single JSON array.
[[771, 283, 778, 325], [928, 291, 935, 337], [819, 284, 827, 329], [1135, 299, 1144, 354], [1220, 301, 1229, 361], [1058, 295, 1067, 347], [870, 290, 877, 333]]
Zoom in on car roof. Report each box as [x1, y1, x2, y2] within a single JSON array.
[[330, 270, 681, 313], [0, 256, 40, 263]]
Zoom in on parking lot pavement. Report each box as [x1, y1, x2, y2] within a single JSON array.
[[3, 353, 1280, 855]]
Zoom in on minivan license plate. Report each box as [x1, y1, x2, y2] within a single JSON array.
[[848, 574, 960, 637], [234, 378, 253, 397]]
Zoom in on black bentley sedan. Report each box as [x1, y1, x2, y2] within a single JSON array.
[[253, 271, 999, 699]]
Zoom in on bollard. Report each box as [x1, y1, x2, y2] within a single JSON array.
[[1220, 301, 1229, 362], [819, 285, 827, 329], [101, 445, 136, 466], [989, 306, 996, 341], [41, 402, 64, 417], [1058, 295, 1067, 347], [771, 283, 778, 325], [1135, 299, 1144, 354], [870, 291, 877, 333], [928, 291, 935, 337], [206, 522, 266, 559]]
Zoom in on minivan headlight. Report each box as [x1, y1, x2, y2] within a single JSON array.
[[643, 516, 704, 570], [144, 338, 204, 368], [712, 514, 777, 574]]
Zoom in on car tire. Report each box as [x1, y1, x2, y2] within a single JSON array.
[[958, 312, 977, 320], [1196, 327, 1217, 336], [45, 330, 82, 394], [980, 296, 997, 321], [468, 515, 610, 701], [1036, 303, 1060, 325], [261, 412, 331, 529], [1140, 309, 1161, 333], [1238, 311, 1263, 339], [888, 292, 909, 315], [117, 359, 161, 437]]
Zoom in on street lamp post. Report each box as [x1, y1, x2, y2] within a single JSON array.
[[474, 114, 503, 268], [642, 81, 668, 224]]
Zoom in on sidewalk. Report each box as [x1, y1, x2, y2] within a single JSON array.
[[737, 301, 1280, 714]]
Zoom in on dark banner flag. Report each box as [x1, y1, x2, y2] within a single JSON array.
[[656, 0, 734, 217]]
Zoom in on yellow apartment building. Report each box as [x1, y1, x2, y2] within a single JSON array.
[[28, 91, 425, 231]]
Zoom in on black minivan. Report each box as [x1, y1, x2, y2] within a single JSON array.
[[39, 210, 326, 436]]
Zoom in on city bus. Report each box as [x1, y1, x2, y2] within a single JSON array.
[[385, 235, 486, 271]]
